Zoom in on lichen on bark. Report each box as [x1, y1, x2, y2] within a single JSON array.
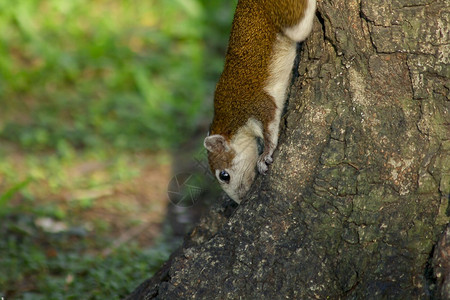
[[127, 0, 450, 299]]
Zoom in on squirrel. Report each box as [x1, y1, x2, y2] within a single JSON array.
[[204, 0, 317, 203]]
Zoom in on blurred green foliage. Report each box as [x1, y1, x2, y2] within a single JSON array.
[[0, 0, 237, 298], [0, 213, 173, 299], [0, 0, 236, 151]]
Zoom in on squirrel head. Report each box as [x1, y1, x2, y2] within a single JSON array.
[[204, 133, 259, 203]]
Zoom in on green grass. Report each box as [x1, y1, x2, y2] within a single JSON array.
[[0, 213, 174, 299], [0, 0, 236, 298], [0, 145, 174, 298], [0, 0, 235, 151]]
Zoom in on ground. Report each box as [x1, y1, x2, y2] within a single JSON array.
[[0, 141, 174, 298]]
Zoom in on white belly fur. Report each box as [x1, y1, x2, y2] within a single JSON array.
[[284, 0, 317, 43], [264, 0, 316, 145], [265, 0, 316, 108]]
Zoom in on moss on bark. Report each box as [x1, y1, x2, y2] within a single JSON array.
[[127, 0, 449, 298]]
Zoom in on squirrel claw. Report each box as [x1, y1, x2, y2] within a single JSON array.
[[257, 160, 268, 174], [257, 154, 273, 174]]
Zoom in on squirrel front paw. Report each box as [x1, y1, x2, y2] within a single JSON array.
[[257, 154, 273, 174]]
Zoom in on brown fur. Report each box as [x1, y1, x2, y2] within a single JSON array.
[[208, 148, 236, 172], [210, 0, 308, 140], [205, 0, 314, 202]]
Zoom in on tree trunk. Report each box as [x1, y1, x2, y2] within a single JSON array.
[[127, 0, 449, 298]]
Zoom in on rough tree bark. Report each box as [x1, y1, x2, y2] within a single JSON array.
[[127, 0, 449, 298]]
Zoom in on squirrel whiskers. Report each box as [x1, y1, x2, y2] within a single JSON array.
[[204, 0, 316, 203]]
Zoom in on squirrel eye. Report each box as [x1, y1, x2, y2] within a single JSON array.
[[218, 170, 230, 183]]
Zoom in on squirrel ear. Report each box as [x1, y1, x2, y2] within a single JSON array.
[[204, 135, 229, 153]]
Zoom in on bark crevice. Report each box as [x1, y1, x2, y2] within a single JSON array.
[[126, 0, 450, 299]]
